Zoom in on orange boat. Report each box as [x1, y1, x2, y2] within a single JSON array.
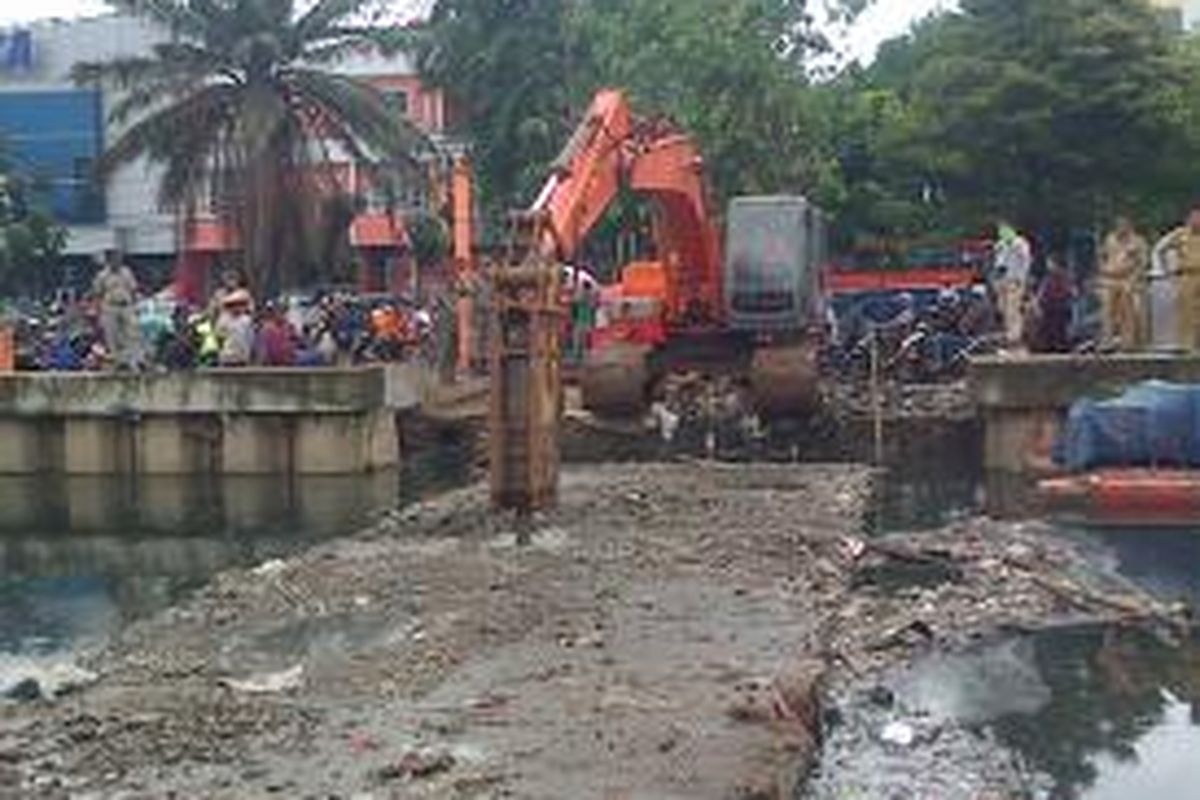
[[1038, 469, 1200, 527]]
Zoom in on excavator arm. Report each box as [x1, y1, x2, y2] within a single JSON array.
[[529, 89, 724, 328]]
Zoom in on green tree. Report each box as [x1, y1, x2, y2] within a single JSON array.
[[0, 147, 68, 298], [571, 0, 831, 203], [74, 0, 430, 294], [416, 0, 869, 224], [824, 0, 1198, 245], [415, 0, 575, 222]]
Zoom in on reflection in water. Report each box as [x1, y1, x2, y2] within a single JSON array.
[[996, 625, 1200, 800], [898, 625, 1200, 800], [0, 425, 480, 695], [0, 473, 397, 691]]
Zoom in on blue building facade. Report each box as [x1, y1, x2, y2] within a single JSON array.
[[0, 88, 105, 224]]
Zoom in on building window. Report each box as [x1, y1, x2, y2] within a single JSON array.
[[72, 157, 105, 223], [383, 90, 410, 118]]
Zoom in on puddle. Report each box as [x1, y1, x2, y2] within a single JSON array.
[[809, 624, 1200, 800]]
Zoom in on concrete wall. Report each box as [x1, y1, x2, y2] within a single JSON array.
[[971, 353, 1200, 472], [0, 365, 425, 476]]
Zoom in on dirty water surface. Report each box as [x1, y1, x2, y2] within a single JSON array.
[[0, 428, 474, 702], [811, 445, 1200, 800], [808, 623, 1200, 800]]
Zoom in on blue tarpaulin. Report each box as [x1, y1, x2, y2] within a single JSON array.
[[1055, 381, 1200, 471]]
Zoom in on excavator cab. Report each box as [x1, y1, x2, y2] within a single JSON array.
[[724, 196, 825, 335], [725, 196, 826, 415]]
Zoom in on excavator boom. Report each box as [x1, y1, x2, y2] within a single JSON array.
[[529, 89, 724, 328]]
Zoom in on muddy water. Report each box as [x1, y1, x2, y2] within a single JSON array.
[[810, 624, 1200, 800], [0, 427, 477, 698], [0, 473, 397, 696]]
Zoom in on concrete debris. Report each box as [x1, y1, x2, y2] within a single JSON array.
[[375, 749, 456, 782], [878, 721, 915, 747], [252, 559, 288, 578], [219, 664, 304, 694], [2, 662, 98, 703]]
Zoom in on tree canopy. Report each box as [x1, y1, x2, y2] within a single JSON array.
[[415, 0, 862, 220], [818, 0, 1200, 248], [76, 0, 430, 293], [0, 142, 67, 298], [417, 0, 1200, 259]]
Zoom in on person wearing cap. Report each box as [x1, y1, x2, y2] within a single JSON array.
[[1152, 204, 1200, 350], [1099, 216, 1149, 350], [91, 249, 142, 370], [216, 288, 255, 366], [992, 222, 1033, 351], [209, 268, 254, 318]]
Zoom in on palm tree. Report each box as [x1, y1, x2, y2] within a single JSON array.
[[74, 0, 430, 294]]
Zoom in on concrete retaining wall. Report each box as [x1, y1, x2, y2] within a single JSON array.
[[0, 365, 425, 476], [970, 354, 1200, 471], [969, 353, 1200, 515]]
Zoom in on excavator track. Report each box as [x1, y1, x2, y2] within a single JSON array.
[[580, 343, 652, 416], [749, 343, 820, 417]]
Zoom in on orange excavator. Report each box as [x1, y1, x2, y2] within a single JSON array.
[[528, 88, 826, 415]]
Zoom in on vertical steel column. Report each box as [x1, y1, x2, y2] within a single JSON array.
[[488, 215, 562, 512]]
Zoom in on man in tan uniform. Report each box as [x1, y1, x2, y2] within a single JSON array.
[[1152, 205, 1200, 351], [91, 249, 141, 369], [1099, 216, 1149, 350]]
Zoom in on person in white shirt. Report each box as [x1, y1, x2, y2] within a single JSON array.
[[992, 222, 1033, 350]]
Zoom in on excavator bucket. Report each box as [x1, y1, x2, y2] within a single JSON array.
[[749, 343, 820, 417], [580, 342, 652, 416]]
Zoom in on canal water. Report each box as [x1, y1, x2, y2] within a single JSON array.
[[817, 425, 1200, 800], [0, 428, 476, 698]]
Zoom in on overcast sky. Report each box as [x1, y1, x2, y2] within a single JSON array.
[[0, 0, 949, 63], [845, 0, 954, 61]]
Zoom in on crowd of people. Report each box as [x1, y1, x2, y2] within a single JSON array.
[[14, 250, 445, 373], [16, 207, 1200, 377]]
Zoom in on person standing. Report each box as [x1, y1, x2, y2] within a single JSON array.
[[1031, 256, 1075, 353], [255, 303, 296, 366], [209, 267, 252, 317], [569, 282, 597, 364], [1099, 217, 1149, 350], [91, 249, 141, 370], [215, 289, 254, 366], [1153, 204, 1200, 350], [992, 223, 1033, 351]]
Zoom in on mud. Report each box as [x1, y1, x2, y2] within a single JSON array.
[[0, 464, 1177, 799]]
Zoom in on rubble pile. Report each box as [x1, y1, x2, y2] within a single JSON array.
[[823, 379, 974, 423]]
